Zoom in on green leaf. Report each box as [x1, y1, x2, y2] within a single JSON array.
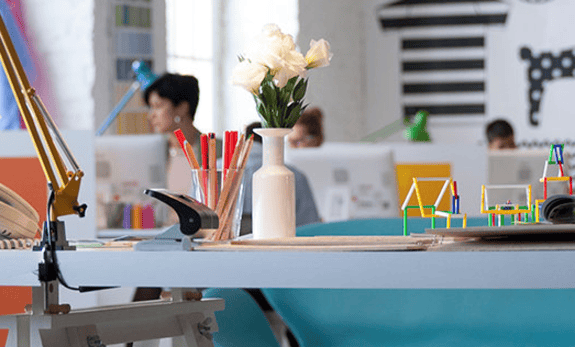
[[263, 70, 274, 84], [273, 107, 282, 128], [278, 76, 297, 108], [283, 76, 299, 96], [253, 94, 263, 109], [285, 103, 302, 128], [261, 83, 277, 110], [259, 116, 269, 128], [293, 78, 308, 101], [257, 103, 267, 119]]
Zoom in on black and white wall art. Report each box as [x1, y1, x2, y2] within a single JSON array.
[[365, 0, 575, 144]]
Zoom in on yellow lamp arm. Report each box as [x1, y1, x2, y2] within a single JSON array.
[[0, 14, 85, 220]]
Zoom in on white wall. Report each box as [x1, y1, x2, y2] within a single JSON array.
[[23, 1, 166, 133], [298, 0, 366, 142], [23, 0, 95, 130], [489, 0, 575, 145], [217, 0, 299, 134]]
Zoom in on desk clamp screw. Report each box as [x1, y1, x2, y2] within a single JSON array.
[[87, 335, 105, 347], [198, 317, 213, 339]]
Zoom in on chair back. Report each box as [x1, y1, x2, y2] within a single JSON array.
[[203, 288, 280, 347]]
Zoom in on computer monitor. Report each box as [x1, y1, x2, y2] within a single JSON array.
[[95, 134, 168, 230], [285, 143, 398, 222], [487, 149, 570, 206]]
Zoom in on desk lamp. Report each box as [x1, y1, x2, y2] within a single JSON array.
[[361, 110, 431, 143], [0, 9, 90, 311], [95, 60, 158, 136], [0, 14, 226, 345]]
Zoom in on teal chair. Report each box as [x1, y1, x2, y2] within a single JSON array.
[[260, 217, 575, 347], [203, 288, 280, 347]]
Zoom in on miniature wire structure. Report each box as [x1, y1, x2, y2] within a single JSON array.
[[481, 184, 533, 226], [540, 144, 573, 199], [401, 177, 467, 236]]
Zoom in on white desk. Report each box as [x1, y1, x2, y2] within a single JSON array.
[[2, 248, 575, 289], [3, 247, 575, 346]]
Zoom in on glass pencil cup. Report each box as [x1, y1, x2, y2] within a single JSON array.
[[190, 168, 245, 240]]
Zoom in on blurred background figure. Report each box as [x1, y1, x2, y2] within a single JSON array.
[[486, 119, 517, 150], [287, 106, 325, 148]]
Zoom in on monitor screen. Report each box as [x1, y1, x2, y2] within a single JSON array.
[[95, 134, 168, 230], [285, 143, 398, 222], [487, 149, 570, 207]]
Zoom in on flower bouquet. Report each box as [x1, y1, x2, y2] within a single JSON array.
[[232, 24, 332, 128], [232, 24, 332, 239]]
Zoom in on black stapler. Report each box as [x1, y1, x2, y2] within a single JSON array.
[[134, 189, 219, 251]]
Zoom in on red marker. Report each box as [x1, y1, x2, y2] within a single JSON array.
[[201, 134, 209, 170], [200, 134, 209, 202]]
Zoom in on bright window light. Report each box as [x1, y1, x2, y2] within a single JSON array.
[[166, 0, 214, 133]]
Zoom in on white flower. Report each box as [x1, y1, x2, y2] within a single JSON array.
[[231, 24, 333, 128], [305, 39, 333, 69], [273, 50, 308, 87], [231, 60, 267, 94], [245, 24, 293, 70], [243, 24, 307, 87]]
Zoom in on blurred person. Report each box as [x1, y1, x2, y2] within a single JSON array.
[[144, 72, 222, 195], [287, 107, 324, 148], [486, 119, 517, 150]]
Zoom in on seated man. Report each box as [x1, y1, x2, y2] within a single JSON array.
[[486, 119, 517, 150]]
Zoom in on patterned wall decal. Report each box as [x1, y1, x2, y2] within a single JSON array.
[[520, 47, 575, 126], [377, 0, 508, 119]]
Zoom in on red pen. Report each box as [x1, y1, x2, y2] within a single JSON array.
[[201, 134, 208, 169], [223, 131, 230, 180], [208, 133, 218, 209], [200, 134, 209, 203], [232, 131, 238, 155]]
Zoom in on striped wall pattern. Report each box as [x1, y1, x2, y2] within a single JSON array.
[[377, 0, 508, 119]]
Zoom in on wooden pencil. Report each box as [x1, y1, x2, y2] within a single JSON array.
[[212, 135, 246, 240], [213, 136, 254, 240], [208, 133, 218, 209], [173, 129, 200, 170], [215, 134, 245, 216], [184, 140, 200, 170]]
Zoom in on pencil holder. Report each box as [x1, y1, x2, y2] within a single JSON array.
[[190, 168, 245, 240]]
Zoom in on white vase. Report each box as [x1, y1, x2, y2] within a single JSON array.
[[252, 128, 296, 239]]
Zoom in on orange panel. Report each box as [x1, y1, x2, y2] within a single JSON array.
[[0, 157, 47, 223], [396, 163, 452, 217], [0, 157, 47, 346]]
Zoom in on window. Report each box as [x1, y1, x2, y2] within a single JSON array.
[[165, 0, 298, 134], [165, 0, 214, 133]]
